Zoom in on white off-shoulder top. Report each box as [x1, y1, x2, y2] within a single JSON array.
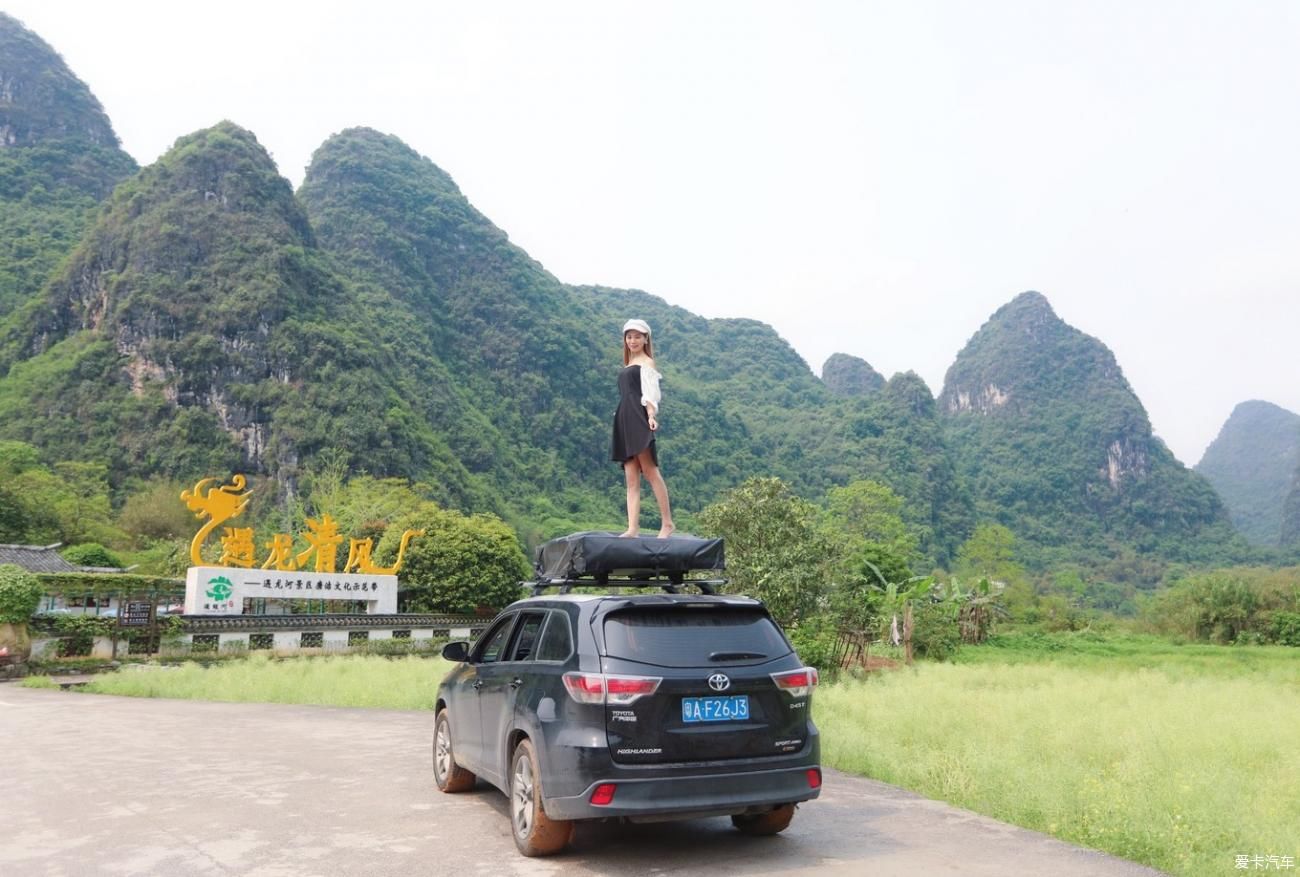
[[639, 364, 662, 411]]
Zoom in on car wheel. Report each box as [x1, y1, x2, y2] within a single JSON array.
[[731, 803, 796, 836], [432, 709, 476, 793], [509, 738, 573, 856]]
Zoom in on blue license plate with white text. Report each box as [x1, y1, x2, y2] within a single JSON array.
[[681, 695, 750, 723]]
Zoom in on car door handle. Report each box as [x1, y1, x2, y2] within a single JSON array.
[[509, 678, 523, 689], [472, 680, 483, 691]]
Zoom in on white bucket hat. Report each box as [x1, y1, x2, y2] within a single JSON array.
[[622, 319, 651, 336]]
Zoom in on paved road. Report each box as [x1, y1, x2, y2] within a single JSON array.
[[0, 685, 1165, 877]]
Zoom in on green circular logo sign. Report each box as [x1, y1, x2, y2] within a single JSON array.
[[206, 575, 234, 601]]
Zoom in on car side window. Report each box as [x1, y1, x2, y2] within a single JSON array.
[[475, 615, 516, 664], [506, 611, 547, 662], [535, 611, 573, 662]]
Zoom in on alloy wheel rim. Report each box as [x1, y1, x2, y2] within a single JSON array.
[[435, 720, 452, 780], [512, 753, 534, 838]]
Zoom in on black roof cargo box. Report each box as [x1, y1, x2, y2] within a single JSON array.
[[535, 531, 725, 582]]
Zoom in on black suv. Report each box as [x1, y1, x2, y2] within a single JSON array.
[[433, 589, 822, 855]]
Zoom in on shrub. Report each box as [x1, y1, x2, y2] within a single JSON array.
[[786, 613, 840, 673], [1268, 611, 1300, 647], [911, 601, 961, 661], [36, 571, 184, 598], [355, 637, 444, 657], [0, 564, 43, 623], [28, 614, 117, 637], [61, 543, 125, 568], [43, 613, 114, 656], [380, 503, 529, 615]]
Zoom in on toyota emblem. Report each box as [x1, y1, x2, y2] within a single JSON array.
[[707, 673, 731, 692]]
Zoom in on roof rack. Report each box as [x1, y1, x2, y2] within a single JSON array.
[[526, 575, 726, 596]]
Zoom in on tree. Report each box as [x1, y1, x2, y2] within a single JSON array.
[[0, 442, 118, 545], [953, 523, 1034, 621], [0, 485, 34, 542], [1181, 574, 1258, 643], [698, 477, 835, 625], [0, 564, 44, 663], [0, 441, 42, 473], [50, 461, 118, 544], [822, 480, 919, 564], [379, 503, 529, 615], [117, 479, 195, 544], [822, 481, 920, 634], [955, 523, 1024, 583], [303, 467, 430, 541]]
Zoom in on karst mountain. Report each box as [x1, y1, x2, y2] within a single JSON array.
[[1197, 401, 1300, 549], [0, 12, 1271, 577]]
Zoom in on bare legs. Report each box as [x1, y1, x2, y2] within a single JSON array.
[[621, 460, 641, 538], [620, 448, 675, 538]]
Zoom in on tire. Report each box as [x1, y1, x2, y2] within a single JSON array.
[[432, 709, 476, 793], [731, 803, 796, 836], [509, 738, 574, 856]]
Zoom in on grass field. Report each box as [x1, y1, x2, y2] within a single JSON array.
[[819, 633, 1300, 876], [72, 654, 454, 711], [28, 632, 1299, 876]]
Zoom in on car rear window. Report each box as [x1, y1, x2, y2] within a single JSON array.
[[603, 608, 792, 667]]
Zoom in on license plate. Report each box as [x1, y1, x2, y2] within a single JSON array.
[[681, 695, 750, 723]]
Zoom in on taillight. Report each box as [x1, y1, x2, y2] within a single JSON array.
[[562, 672, 661, 705], [770, 667, 819, 697], [604, 674, 661, 704], [562, 672, 605, 704], [590, 783, 617, 805], [806, 768, 822, 789]]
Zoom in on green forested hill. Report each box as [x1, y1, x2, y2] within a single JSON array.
[[0, 13, 137, 317], [822, 353, 885, 397], [1196, 400, 1300, 547], [0, 122, 483, 508], [1281, 465, 1300, 550], [296, 129, 971, 556], [0, 15, 1270, 576], [577, 286, 973, 564], [938, 291, 1248, 574], [296, 129, 765, 535]]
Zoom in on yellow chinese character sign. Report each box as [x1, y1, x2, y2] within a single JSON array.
[[181, 475, 422, 573]]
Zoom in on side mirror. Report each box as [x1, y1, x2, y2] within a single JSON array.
[[442, 641, 470, 662]]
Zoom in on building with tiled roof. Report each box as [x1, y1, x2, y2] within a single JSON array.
[[0, 543, 81, 573], [0, 543, 127, 574]]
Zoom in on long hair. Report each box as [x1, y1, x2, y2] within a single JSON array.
[[623, 333, 654, 365]]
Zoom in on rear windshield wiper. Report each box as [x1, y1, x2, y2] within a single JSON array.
[[709, 651, 767, 661]]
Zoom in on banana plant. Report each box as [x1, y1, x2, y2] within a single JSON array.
[[863, 559, 934, 665], [934, 576, 1008, 644]]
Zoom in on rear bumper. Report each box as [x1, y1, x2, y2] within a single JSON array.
[[527, 707, 820, 821], [543, 762, 821, 821]]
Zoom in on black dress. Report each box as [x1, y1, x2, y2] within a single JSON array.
[[610, 365, 657, 465]]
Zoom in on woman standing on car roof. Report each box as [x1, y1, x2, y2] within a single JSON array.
[[611, 319, 675, 539]]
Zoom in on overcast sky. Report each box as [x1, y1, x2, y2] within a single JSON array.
[[8, 1, 1299, 465]]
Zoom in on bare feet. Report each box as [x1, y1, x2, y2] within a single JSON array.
[[618, 529, 639, 538], [657, 523, 676, 539]]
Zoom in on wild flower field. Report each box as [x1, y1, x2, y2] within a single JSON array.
[[819, 634, 1300, 876], [71, 653, 454, 711]]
